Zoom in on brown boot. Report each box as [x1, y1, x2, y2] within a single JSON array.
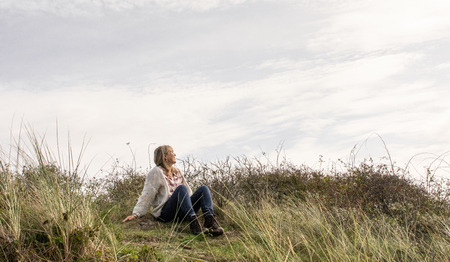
[[204, 215, 224, 236], [187, 215, 204, 235]]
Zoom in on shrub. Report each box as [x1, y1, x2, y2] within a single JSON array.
[[180, 155, 449, 240], [92, 165, 147, 223]]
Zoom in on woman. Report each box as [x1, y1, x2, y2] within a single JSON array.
[[122, 145, 223, 236]]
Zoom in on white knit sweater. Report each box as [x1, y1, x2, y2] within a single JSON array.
[[132, 166, 193, 218]]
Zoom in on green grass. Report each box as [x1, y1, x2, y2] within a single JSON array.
[[102, 198, 448, 261], [114, 215, 245, 261], [1, 129, 449, 261]]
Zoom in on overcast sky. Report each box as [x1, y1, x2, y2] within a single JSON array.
[[1, 0, 449, 180]]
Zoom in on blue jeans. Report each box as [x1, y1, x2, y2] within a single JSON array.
[[158, 185, 214, 222]]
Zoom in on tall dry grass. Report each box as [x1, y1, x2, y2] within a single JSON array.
[[221, 197, 449, 261], [0, 128, 117, 261]]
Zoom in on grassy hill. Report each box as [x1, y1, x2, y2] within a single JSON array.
[[1, 133, 449, 261]]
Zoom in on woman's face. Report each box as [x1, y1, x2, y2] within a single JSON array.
[[164, 147, 176, 166]]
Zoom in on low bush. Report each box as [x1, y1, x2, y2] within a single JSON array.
[[92, 165, 147, 223], [180, 156, 449, 241]]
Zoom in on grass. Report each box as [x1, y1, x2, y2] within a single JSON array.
[[1, 129, 449, 261], [224, 199, 449, 261], [1, 128, 118, 261]]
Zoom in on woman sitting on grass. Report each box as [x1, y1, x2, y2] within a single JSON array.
[[122, 145, 223, 236]]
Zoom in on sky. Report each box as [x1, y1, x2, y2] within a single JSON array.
[[1, 0, 449, 181]]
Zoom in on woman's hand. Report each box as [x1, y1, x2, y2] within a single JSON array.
[[122, 215, 137, 223]]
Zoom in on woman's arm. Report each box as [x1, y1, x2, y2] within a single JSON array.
[[123, 167, 162, 222], [122, 214, 137, 223]]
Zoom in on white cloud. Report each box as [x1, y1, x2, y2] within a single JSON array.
[[154, 0, 248, 12], [435, 62, 450, 70], [241, 52, 420, 119], [223, 50, 450, 171], [1, 49, 449, 177], [0, 85, 254, 171], [308, 0, 450, 53], [0, 0, 249, 16]]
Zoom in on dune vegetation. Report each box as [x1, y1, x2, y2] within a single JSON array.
[[1, 130, 449, 261]]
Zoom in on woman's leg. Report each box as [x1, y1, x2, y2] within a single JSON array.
[[158, 185, 222, 236], [158, 185, 196, 222], [190, 185, 214, 217], [158, 185, 204, 235], [191, 185, 223, 236]]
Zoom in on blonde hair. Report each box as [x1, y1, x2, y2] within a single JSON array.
[[154, 145, 175, 174]]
